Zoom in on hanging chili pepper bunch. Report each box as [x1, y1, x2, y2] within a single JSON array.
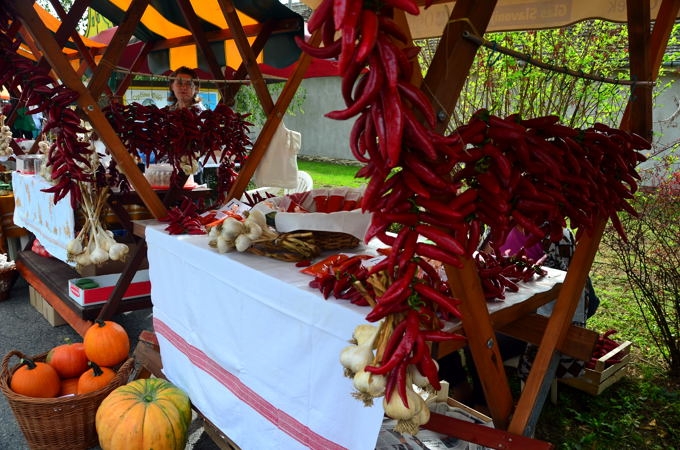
[[0, 29, 96, 209], [103, 102, 252, 199], [299, 0, 472, 432], [159, 197, 207, 235], [450, 109, 649, 249], [299, 0, 650, 431]]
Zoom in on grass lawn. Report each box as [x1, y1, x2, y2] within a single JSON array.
[[297, 158, 680, 449]]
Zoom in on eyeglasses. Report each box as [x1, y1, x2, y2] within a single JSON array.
[[174, 78, 195, 87]]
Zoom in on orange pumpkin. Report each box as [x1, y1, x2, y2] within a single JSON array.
[[83, 320, 130, 367], [59, 377, 80, 396], [77, 362, 116, 394], [10, 358, 61, 398], [96, 378, 191, 450], [46, 340, 89, 378]]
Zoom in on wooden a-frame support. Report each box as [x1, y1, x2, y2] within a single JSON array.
[[7, 0, 680, 446]]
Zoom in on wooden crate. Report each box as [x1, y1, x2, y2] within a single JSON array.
[[559, 341, 632, 395], [28, 285, 67, 327]]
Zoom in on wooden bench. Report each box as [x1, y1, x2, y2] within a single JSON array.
[[15, 243, 151, 336]]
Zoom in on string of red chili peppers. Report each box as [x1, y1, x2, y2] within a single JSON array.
[[0, 28, 95, 209], [298, 0, 649, 418], [103, 102, 252, 200], [298, 0, 470, 417]]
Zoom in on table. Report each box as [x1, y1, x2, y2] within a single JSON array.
[[145, 224, 385, 450], [144, 223, 579, 449], [11, 172, 75, 263]]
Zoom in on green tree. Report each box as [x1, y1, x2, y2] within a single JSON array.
[[417, 20, 678, 131], [232, 82, 306, 128]]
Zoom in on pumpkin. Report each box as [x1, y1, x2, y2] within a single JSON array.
[[10, 358, 61, 398], [96, 378, 192, 450], [77, 362, 116, 394], [83, 320, 130, 367], [46, 339, 89, 378], [59, 377, 80, 396]]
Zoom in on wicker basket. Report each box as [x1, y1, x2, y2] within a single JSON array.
[[0, 268, 18, 302], [245, 230, 361, 262], [0, 351, 134, 450], [309, 230, 360, 251]]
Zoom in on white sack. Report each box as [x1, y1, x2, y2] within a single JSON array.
[[253, 122, 300, 189]]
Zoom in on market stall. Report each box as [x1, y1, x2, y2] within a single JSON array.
[[1, 0, 678, 449]]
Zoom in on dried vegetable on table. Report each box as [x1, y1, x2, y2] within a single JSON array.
[[298, 0, 651, 432]]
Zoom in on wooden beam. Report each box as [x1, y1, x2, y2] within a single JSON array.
[[620, 0, 680, 133], [12, 2, 167, 219], [88, 0, 150, 100], [422, 0, 497, 133], [219, 0, 274, 113], [226, 29, 319, 202], [223, 21, 273, 105], [177, 0, 225, 80], [509, 218, 607, 434], [445, 258, 513, 430], [147, 19, 300, 52], [625, 0, 653, 140], [424, 412, 554, 450], [113, 42, 154, 102]]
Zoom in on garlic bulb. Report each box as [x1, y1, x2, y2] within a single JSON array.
[[209, 208, 279, 255], [384, 386, 429, 435], [220, 217, 245, 239], [352, 369, 386, 406], [352, 324, 380, 348], [244, 222, 263, 240], [339, 344, 374, 377], [108, 243, 129, 261], [234, 234, 252, 252], [216, 235, 234, 253], [0, 116, 12, 157]]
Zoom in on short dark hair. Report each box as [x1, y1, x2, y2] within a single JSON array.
[[167, 66, 201, 106]]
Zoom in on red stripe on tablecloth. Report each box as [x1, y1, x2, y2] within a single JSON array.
[[153, 317, 347, 450]]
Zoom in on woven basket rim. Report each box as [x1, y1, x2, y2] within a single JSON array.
[[0, 350, 134, 405]]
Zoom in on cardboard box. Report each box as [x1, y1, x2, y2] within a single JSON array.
[[29, 286, 67, 327], [68, 270, 151, 306]]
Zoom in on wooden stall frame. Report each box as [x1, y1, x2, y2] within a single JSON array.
[[5, 0, 680, 446]]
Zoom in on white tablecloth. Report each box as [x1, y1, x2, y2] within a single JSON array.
[[145, 225, 384, 450], [11, 172, 74, 263]]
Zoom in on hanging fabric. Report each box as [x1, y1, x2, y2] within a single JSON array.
[[253, 121, 300, 189]]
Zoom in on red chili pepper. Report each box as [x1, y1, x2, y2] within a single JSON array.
[[380, 89, 405, 168], [415, 224, 465, 256], [365, 311, 419, 376], [416, 350, 442, 391], [397, 81, 436, 129], [415, 241, 464, 268], [307, 0, 332, 32], [413, 282, 463, 319], [415, 197, 467, 223], [326, 62, 383, 121], [421, 330, 466, 342], [355, 9, 379, 63]]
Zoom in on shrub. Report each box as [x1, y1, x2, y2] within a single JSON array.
[[601, 151, 680, 377]]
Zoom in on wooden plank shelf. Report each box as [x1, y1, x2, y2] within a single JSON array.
[[15, 249, 151, 336]]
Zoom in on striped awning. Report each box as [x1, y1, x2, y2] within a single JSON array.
[[88, 0, 304, 73]]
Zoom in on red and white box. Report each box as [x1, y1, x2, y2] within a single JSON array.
[[68, 270, 151, 306]]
